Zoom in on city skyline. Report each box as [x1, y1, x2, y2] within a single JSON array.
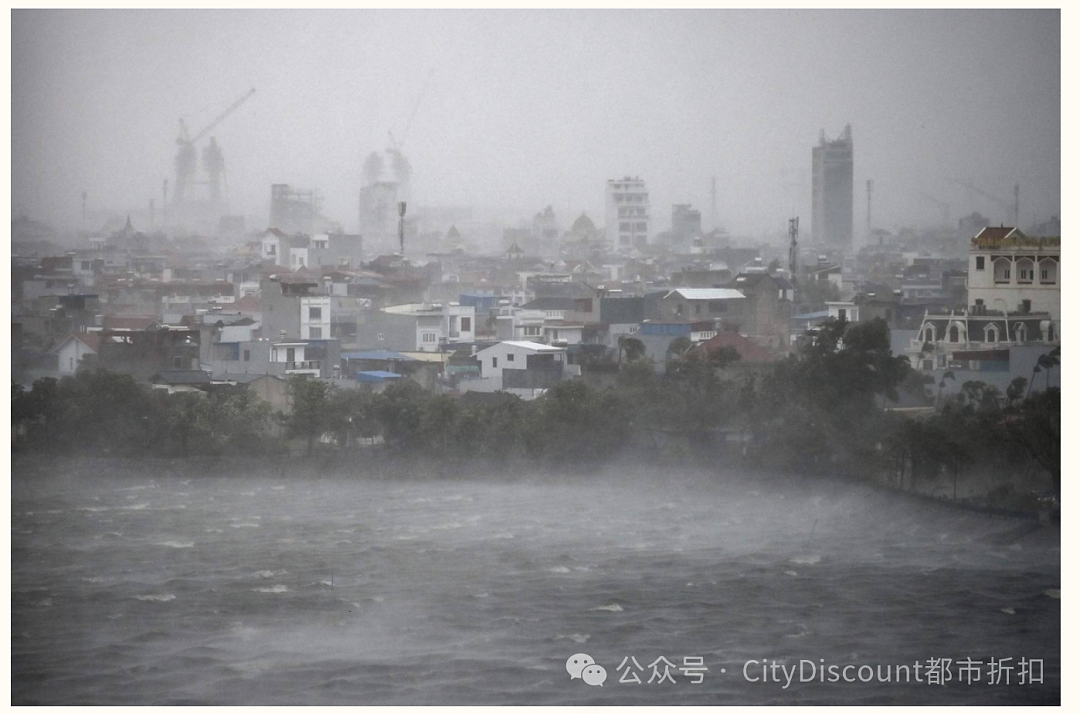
[[12, 10, 1061, 238]]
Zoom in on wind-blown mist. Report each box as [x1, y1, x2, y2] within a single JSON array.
[[12, 10, 1060, 234], [12, 463, 1059, 705]]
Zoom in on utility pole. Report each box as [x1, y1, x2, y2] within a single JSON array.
[[398, 201, 407, 256]]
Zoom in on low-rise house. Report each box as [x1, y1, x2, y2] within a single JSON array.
[[460, 341, 567, 399], [51, 332, 101, 375], [357, 302, 475, 353], [650, 288, 746, 323], [218, 373, 291, 417], [684, 331, 773, 364], [340, 349, 418, 379], [355, 370, 404, 392], [150, 370, 214, 394], [92, 325, 201, 383], [636, 321, 719, 363], [725, 273, 792, 354]]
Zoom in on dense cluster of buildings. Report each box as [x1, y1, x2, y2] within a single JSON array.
[[12, 126, 1061, 412]]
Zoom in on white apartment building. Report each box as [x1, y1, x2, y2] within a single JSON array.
[[378, 302, 476, 352], [605, 176, 651, 251], [300, 296, 331, 340]]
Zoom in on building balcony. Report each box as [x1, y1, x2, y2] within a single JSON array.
[[285, 360, 321, 374]]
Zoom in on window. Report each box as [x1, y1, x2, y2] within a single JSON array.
[[976, 256, 985, 270], [422, 332, 436, 343], [267, 244, 276, 255], [524, 326, 542, 337], [985, 325, 998, 343], [507, 353, 514, 362], [492, 357, 498, 368], [838, 308, 847, 320], [243, 350, 250, 362], [1022, 299, 1032, 314], [309, 327, 322, 339], [620, 222, 631, 231], [377, 333, 385, 341], [461, 317, 471, 332], [949, 325, 960, 343], [173, 355, 183, 368], [1041, 269, 1050, 280], [309, 306, 322, 320]]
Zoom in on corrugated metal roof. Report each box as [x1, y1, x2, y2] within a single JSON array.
[[478, 340, 564, 353], [665, 288, 745, 301], [151, 370, 212, 385], [356, 370, 404, 382], [341, 350, 416, 361]]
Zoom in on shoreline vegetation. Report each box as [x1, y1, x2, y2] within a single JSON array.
[[12, 318, 1059, 518]]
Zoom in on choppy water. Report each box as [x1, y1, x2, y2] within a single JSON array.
[[12, 462, 1059, 704]]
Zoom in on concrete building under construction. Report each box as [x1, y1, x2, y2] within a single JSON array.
[[270, 184, 326, 235], [811, 124, 854, 250]]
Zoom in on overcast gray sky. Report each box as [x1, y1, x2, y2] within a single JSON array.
[[12, 9, 1060, 236]]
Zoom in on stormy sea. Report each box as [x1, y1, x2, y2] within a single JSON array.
[[12, 459, 1059, 705]]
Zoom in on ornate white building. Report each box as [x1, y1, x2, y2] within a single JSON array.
[[905, 226, 1060, 371], [967, 226, 1059, 322]]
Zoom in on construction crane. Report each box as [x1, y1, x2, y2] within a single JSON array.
[[386, 69, 434, 190], [917, 191, 951, 229], [947, 178, 1019, 227], [173, 88, 256, 207]]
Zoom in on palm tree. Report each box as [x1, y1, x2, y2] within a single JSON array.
[[667, 336, 692, 361], [1028, 347, 1060, 397]]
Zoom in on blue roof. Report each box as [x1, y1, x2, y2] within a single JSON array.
[[356, 370, 404, 382], [341, 350, 416, 361]]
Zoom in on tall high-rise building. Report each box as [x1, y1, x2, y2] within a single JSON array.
[[811, 125, 854, 250], [671, 204, 702, 240], [605, 176, 651, 250]]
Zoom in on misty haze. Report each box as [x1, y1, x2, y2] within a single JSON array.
[[12, 9, 1060, 706]]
